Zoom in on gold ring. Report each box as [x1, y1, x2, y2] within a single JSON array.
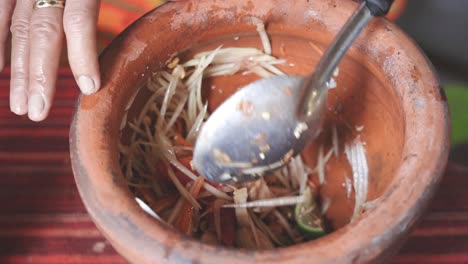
[[34, 0, 65, 9]]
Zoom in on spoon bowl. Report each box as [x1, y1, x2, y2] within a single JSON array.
[[193, 75, 324, 183]]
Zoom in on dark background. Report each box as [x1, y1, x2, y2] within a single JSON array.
[[397, 0, 468, 83]]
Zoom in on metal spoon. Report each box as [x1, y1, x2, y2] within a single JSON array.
[[193, 0, 394, 183]]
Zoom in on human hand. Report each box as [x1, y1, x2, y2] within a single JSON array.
[[1, 0, 101, 122]]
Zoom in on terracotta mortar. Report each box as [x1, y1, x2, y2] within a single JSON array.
[[70, 0, 450, 263]]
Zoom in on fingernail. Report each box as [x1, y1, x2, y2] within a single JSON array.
[[78, 75, 97, 95], [10, 91, 28, 115], [28, 94, 45, 121]]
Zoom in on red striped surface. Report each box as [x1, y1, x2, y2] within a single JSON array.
[[0, 67, 466, 263]]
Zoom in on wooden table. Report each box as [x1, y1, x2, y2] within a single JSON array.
[[1, 68, 467, 263]]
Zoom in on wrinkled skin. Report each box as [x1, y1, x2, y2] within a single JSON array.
[[0, 0, 101, 121]]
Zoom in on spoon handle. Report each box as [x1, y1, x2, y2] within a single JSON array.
[[298, 0, 393, 123], [364, 0, 395, 17]]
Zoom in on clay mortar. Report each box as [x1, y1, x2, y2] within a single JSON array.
[[70, 0, 450, 263]]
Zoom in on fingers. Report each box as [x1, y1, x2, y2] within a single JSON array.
[[0, 0, 15, 71], [27, 4, 64, 121], [64, 0, 101, 95], [8, 0, 100, 121], [9, 0, 34, 115]]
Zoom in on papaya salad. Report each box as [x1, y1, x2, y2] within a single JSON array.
[[119, 18, 370, 249]]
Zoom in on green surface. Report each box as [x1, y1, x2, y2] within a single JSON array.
[[294, 187, 325, 239], [446, 83, 468, 146]]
